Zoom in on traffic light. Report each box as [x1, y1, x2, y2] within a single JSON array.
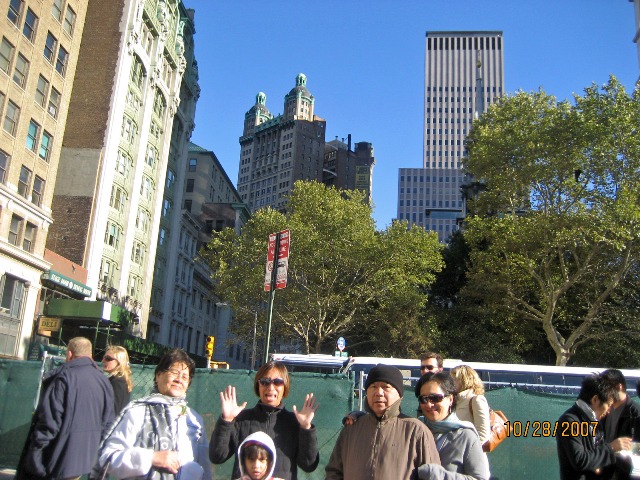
[[205, 336, 215, 358]]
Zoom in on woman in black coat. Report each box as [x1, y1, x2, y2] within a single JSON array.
[[102, 346, 133, 414]]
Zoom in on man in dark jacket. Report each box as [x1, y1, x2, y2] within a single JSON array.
[[557, 373, 632, 480], [19, 337, 114, 480], [598, 369, 640, 479]]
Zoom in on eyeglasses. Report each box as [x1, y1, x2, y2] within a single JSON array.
[[103, 355, 117, 362], [165, 369, 190, 382], [420, 365, 437, 371], [418, 394, 446, 404], [258, 377, 285, 387]]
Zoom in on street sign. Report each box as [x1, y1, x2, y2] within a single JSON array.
[[264, 229, 290, 291], [334, 351, 348, 357], [337, 336, 346, 352]]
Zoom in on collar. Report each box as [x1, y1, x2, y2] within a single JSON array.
[[576, 399, 598, 421], [365, 396, 403, 422]]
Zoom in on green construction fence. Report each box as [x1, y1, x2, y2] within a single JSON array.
[[0, 357, 620, 479]]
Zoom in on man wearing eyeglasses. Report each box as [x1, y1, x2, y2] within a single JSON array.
[[420, 352, 444, 375], [326, 364, 440, 479], [17, 337, 114, 480]]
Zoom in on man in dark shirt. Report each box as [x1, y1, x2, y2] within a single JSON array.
[[557, 373, 632, 480]]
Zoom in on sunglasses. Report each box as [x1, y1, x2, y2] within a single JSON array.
[[420, 365, 437, 371], [258, 377, 285, 387], [418, 394, 446, 404], [102, 355, 117, 362]]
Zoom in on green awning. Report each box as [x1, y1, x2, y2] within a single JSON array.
[[43, 298, 128, 325], [41, 270, 92, 297]]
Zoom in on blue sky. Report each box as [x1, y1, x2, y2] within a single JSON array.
[[184, 0, 638, 229]]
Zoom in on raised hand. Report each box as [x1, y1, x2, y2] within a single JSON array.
[[220, 385, 247, 422], [293, 393, 319, 429]]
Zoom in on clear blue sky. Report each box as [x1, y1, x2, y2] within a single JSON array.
[[184, 0, 638, 229]]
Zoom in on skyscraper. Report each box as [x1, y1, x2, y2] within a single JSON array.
[[237, 73, 326, 213], [398, 31, 504, 242]]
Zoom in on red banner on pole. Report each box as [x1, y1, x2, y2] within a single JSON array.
[[264, 229, 290, 291]]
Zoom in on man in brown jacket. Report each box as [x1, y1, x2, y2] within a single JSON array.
[[325, 364, 440, 480]]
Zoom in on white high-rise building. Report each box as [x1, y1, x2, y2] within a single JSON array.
[[398, 31, 504, 242]]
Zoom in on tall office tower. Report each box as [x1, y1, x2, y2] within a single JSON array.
[[398, 31, 504, 242], [0, 0, 88, 358], [149, 141, 249, 364], [631, 0, 640, 72], [237, 73, 326, 213], [46, 0, 197, 339], [323, 136, 376, 204]]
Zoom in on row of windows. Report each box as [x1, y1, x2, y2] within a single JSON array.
[[426, 36, 502, 51], [26, 119, 53, 161], [8, 0, 76, 43], [400, 174, 465, 183], [400, 200, 464, 208], [17, 164, 45, 206], [8, 213, 37, 252]]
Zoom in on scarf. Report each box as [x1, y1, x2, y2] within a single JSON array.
[[420, 412, 478, 450]]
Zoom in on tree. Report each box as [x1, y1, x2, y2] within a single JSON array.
[[203, 181, 443, 354], [463, 77, 640, 366]]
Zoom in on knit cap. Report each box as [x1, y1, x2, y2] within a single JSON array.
[[365, 364, 405, 397]]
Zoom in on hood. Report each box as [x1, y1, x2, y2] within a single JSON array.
[[237, 431, 276, 479]]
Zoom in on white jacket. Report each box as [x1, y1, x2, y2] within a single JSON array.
[[235, 431, 277, 480], [99, 394, 212, 479], [455, 390, 491, 445]]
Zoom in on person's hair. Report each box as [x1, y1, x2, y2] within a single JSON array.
[[241, 443, 273, 479], [578, 374, 617, 404], [154, 349, 195, 387], [414, 371, 458, 410], [419, 352, 443, 368], [451, 364, 485, 395], [601, 368, 627, 393], [106, 345, 133, 393], [68, 337, 92, 357], [253, 361, 290, 398]]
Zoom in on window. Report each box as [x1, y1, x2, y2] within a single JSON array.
[[25, 120, 39, 151], [100, 259, 111, 285], [105, 222, 120, 248], [43, 32, 56, 63], [12, 53, 28, 87], [186, 179, 194, 192], [135, 208, 150, 232], [0, 274, 26, 320], [145, 145, 156, 167], [63, 6, 76, 35], [109, 186, 125, 212], [7, 0, 21, 25], [55, 45, 68, 76], [189, 158, 197, 171], [17, 165, 30, 197], [22, 222, 35, 252], [0, 38, 14, 74], [8, 215, 21, 246], [22, 8, 37, 42], [184, 199, 192, 212], [51, 0, 63, 21], [116, 150, 130, 177], [39, 131, 52, 161], [31, 175, 44, 206], [162, 199, 171, 216], [158, 227, 166, 246], [35, 75, 49, 107], [47, 87, 60, 118], [4, 101, 19, 135], [131, 57, 144, 89], [140, 175, 153, 201], [165, 169, 175, 189], [131, 242, 145, 264], [0, 150, 8, 183]]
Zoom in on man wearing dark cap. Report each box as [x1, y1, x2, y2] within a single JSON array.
[[326, 364, 440, 479]]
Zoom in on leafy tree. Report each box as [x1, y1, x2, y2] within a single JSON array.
[[463, 77, 640, 366], [203, 181, 443, 354]]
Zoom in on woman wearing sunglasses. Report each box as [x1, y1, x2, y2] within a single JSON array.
[[415, 372, 490, 480], [209, 361, 320, 479], [102, 346, 133, 415]]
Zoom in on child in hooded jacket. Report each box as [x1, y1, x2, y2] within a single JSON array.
[[233, 431, 284, 480]]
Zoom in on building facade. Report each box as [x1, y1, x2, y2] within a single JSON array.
[[397, 31, 504, 242], [150, 141, 249, 363], [0, 0, 88, 358], [323, 136, 375, 204], [46, 0, 196, 339], [237, 73, 326, 213]]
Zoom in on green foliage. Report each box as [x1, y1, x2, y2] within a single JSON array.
[[463, 77, 640, 366], [202, 181, 444, 355]]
